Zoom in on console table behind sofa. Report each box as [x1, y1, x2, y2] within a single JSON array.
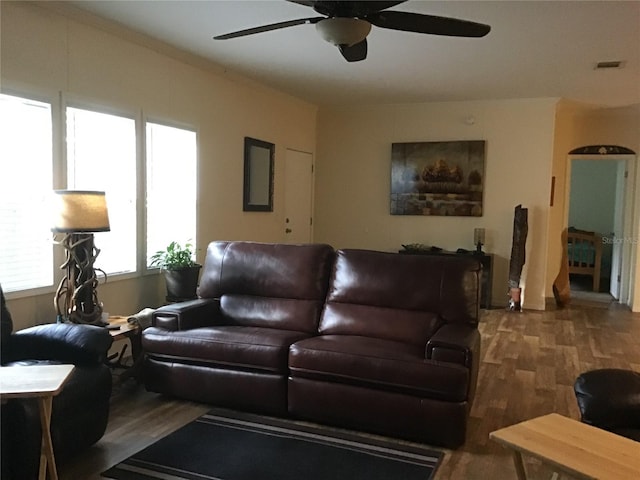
[[400, 249, 493, 308]]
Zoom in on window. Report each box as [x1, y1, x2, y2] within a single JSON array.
[[0, 94, 53, 292], [1, 95, 198, 295], [66, 107, 137, 275], [145, 122, 197, 266]]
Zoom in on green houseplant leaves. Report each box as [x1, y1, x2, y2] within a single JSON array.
[[151, 241, 201, 301], [150, 241, 197, 270]]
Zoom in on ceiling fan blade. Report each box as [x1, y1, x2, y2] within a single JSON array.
[[348, 1, 407, 15], [367, 11, 490, 38], [338, 39, 367, 62], [286, 1, 316, 7], [293, 1, 406, 18], [214, 17, 323, 40]]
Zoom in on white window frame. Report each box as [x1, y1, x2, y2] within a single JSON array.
[[1, 89, 199, 296]]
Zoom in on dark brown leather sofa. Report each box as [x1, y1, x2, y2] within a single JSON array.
[[142, 241, 481, 448]]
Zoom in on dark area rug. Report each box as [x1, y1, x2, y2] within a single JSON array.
[[102, 408, 443, 480]]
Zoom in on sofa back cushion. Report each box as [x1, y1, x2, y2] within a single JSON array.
[[319, 249, 480, 346], [198, 241, 334, 333]]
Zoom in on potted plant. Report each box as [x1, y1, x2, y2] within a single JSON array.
[[150, 241, 201, 301]]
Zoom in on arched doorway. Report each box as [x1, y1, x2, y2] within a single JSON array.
[[554, 145, 636, 307]]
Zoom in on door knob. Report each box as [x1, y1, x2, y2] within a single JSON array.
[[285, 228, 292, 233]]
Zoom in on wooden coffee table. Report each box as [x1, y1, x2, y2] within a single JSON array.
[[490, 413, 640, 480], [0, 364, 75, 480]]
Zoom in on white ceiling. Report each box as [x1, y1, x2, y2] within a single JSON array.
[[70, 0, 640, 108]]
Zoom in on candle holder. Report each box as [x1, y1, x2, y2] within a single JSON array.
[[473, 227, 485, 254]]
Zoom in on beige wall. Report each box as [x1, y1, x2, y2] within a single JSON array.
[[314, 99, 558, 310], [3, 2, 638, 325], [545, 100, 585, 301], [573, 106, 640, 153], [1, 2, 317, 329]]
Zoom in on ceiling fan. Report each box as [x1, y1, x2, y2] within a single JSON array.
[[213, 1, 490, 62]]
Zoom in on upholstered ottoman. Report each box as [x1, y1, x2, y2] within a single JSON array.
[[574, 368, 640, 441]]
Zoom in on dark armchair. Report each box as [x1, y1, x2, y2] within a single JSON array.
[[574, 368, 640, 441], [1, 285, 114, 480]]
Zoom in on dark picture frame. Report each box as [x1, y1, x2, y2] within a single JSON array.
[[390, 140, 486, 216], [243, 137, 274, 212]]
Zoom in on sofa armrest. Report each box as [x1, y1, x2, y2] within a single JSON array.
[[426, 323, 480, 369], [6, 323, 113, 365], [152, 298, 220, 331]]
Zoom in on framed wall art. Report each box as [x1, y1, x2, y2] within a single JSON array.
[[390, 140, 486, 216], [243, 137, 274, 212]]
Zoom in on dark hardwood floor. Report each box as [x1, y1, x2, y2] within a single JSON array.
[[62, 303, 640, 480]]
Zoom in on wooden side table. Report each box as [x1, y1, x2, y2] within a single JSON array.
[[0, 364, 75, 480], [107, 316, 142, 381], [490, 413, 640, 479]]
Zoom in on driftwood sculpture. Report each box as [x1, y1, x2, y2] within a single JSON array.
[[54, 233, 107, 325], [508, 205, 528, 311], [552, 228, 571, 307]]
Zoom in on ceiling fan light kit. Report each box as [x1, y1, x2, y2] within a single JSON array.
[[213, 1, 490, 62], [315, 18, 371, 46]]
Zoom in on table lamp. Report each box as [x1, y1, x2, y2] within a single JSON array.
[[52, 190, 110, 325]]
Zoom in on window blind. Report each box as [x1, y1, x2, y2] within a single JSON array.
[[66, 107, 137, 275], [145, 122, 197, 266], [0, 94, 54, 292]]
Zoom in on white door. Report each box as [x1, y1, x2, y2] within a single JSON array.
[[616, 157, 636, 304], [283, 149, 313, 243], [610, 160, 626, 299]]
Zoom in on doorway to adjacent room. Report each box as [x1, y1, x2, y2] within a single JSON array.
[[565, 148, 636, 306]]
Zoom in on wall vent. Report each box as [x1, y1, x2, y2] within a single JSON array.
[[595, 60, 625, 69]]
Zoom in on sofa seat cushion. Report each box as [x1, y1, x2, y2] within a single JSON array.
[[289, 335, 470, 402], [143, 326, 310, 374]]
